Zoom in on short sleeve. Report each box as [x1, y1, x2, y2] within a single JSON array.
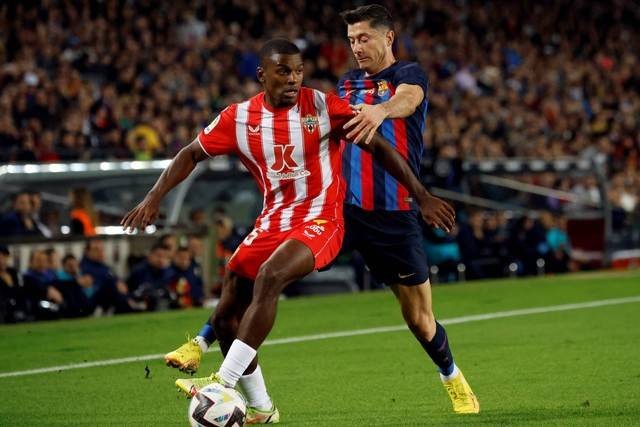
[[197, 105, 238, 156], [325, 92, 355, 140], [392, 63, 429, 101]]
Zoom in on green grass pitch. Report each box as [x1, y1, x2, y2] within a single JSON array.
[[1, 271, 639, 426]]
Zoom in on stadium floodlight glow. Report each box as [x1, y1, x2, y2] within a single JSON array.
[[47, 163, 70, 173], [130, 161, 146, 170], [96, 226, 129, 235], [504, 160, 522, 172], [478, 161, 496, 172], [69, 163, 88, 172], [150, 160, 171, 169], [24, 164, 39, 174], [99, 162, 116, 171], [529, 160, 546, 171]]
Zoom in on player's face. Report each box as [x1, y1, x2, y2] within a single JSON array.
[[347, 21, 394, 74], [258, 53, 304, 107]]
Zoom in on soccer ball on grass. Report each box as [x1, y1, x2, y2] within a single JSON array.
[[188, 383, 246, 427]]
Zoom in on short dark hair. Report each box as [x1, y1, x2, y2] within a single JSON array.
[[85, 237, 103, 252], [259, 39, 300, 66], [62, 253, 76, 264], [150, 242, 169, 253], [11, 191, 30, 202], [340, 4, 393, 30]]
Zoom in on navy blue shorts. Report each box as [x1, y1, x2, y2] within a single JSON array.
[[342, 204, 429, 286]]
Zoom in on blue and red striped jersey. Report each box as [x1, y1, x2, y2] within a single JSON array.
[[338, 60, 429, 211]]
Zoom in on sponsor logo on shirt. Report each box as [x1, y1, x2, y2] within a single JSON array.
[[267, 144, 310, 180], [302, 219, 328, 239]]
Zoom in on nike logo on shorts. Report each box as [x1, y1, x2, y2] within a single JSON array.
[[398, 272, 416, 279]]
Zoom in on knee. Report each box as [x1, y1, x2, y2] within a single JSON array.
[[254, 263, 285, 301], [404, 308, 437, 340]]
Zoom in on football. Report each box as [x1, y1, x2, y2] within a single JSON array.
[[188, 383, 247, 427]]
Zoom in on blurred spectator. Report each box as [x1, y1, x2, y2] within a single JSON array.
[[456, 210, 504, 279], [539, 212, 574, 274], [187, 233, 205, 266], [127, 243, 173, 311], [188, 208, 208, 229], [80, 238, 133, 314], [159, 233, 178, 258], [508, 215, 548, 276], [22, 249, 64, 319], [69, 187, 98, 236], [213, 213, 245, 296], [168, 246, 204, 308], [29, 191, 53, 238], [0, 245, 31, 323], [422, 226, 461, 283], [0, 191, 42, 237], [54, 254, 93, 318]]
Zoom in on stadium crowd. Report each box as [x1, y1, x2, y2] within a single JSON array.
[[1, 1, 639, 321], [1, 0, 638, 214], [0, 233, 206, 323]]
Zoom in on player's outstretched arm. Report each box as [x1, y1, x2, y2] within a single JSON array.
[[357, 134, 456, 232], [121, 139, 209, 232], [344, 83, 424, 145]]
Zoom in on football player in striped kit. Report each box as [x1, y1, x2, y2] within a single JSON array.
[[125, 38, 454, 423]]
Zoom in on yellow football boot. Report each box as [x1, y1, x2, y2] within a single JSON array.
[[441, 369, 480, 414], [165, 337, 202, 374]]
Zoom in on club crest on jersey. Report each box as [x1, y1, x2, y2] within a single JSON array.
[[377, 80, 389, 96], [301, 115, 319, 133], [268, 144, 310, 180]]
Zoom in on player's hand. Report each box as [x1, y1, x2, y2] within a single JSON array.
[[78, 274, 93, 288], [46, 286, 64, 304], [120, 195, 160, 233], [418, 195, 456, 233], [116, 280, 129, 295], [344, 104, 388, 145]]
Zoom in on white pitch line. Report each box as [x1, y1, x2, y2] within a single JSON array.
[[1, 295, 639, 379]]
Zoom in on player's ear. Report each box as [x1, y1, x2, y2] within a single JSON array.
[[386, 29, 395, 47], [256, 67, 265, 83]]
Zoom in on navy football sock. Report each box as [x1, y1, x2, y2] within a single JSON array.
[[198, 323, 216, 344], [418, 321, 455, 376]]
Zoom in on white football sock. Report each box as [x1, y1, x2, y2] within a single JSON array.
[[440, 363, 460, 382], [239, 365, 273, 409], [194, 336, 209, 353], [218, 339, 257, 387]]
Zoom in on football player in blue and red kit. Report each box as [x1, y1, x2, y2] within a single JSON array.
[[338, 4, 479, 414]]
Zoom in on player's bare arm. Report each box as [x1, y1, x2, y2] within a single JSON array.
[[357, 134, 456, 232], [121, 139, 209, 231], [344, 83, 424, 145]]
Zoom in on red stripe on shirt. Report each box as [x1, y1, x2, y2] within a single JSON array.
[[360, 80, 376, 210], [246, 97, 274, 229], [388, 83, 411, 210]]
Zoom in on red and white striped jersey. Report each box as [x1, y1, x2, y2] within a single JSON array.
[[197, 87, 354, 232]]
